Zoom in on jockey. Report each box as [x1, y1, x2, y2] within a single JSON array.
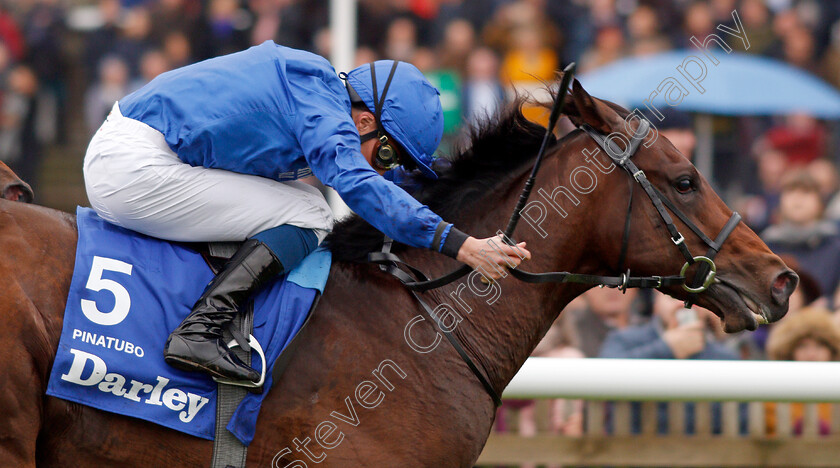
[[83, 40, 530, 384]]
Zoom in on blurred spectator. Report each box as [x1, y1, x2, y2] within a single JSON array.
[[762, 170, 840, 304], [432, 0, 495, 47], [806, 158, 839, 202], [485, 1, 559, 63], [84, 55, 130, 135], [462, 47, 504, 126], [568, 287, 642, 358], [411, 44, 460, 149], [110, 6, 154, 77], [0, 65, 40, 189], [500, 26, 558, 84], [357, 0, 406, 52], [84, 0, 122, 79], [131, 49, 169, 91], [760, 113, 826, 167], [383, 16, 417, 62], [781, 25, 818, 72], [772, 9, 802, 45], [626, 5, 671, 57], [709, 0, 737, 25], [600, 292, 735, 361], [495, 2, 558, 125], [312, 27, 331, 58], [739, 147, 787, 232], [22, 0, 67, 145], [579, 24, 624, 73], [678, 1, 716, 49], [193, 0, 250, 60], [149, 0, 199, 46], [587, 0, 620, 30], [269, 0, 328, 51], [0, 4, 24, 62], [599, 292, 740, 435], [735, 0, 775, 54], [765, 307, 840, 435], [437, 19, 475, 75], [806, 158, 840, 222], [248, 0, 282, 47], [820, 20, 840, 89], [162, 31, 193, 69]]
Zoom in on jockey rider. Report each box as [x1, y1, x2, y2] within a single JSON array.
[[83, 40, 530, 384]]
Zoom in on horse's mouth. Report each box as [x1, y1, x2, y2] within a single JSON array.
[[703, 277, 768, 333]]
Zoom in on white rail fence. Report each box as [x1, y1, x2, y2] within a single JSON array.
[[504, 358, 840, 401], [478, 358, 840, 467]]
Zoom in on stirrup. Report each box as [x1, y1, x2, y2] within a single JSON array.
[[212, 334, 267, 388]]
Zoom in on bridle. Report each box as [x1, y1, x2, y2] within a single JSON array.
[[578, 119, 742, 299], [367, 67, 743, 407]]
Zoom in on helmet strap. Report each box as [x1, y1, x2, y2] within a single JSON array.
[[370, 61, 400, 141], [359, 130, 378, 143]]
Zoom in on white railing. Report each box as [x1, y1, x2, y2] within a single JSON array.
[[478, 358, 840, 467], [503, 358, 840, 402]]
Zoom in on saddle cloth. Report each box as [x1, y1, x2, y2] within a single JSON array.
[[46, 207, 331, 444]]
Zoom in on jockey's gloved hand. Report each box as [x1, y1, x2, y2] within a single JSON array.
[[455, 234, 531, 280]]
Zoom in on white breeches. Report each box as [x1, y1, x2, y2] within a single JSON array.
[[83, 103, 333, 243]]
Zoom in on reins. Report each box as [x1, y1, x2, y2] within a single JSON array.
[[366, 65, 743, 407]]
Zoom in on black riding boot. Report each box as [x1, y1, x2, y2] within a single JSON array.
[[164, 239, 284, 382]]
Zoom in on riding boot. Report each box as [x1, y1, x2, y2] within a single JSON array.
[[164, 238, 284, 382]]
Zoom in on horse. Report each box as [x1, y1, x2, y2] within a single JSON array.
[[2, 79, 796, 467], [0, 161, 33, 202]]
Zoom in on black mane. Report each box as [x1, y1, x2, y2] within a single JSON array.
[[325, 98, 554, 262]]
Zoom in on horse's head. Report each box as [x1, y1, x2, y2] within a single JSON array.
[[562, 79, 797, 332], [0, 161, 33, 203]]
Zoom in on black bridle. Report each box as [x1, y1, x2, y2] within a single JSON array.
[[578, 120, 742, 301], [368, 68, 743, 407]]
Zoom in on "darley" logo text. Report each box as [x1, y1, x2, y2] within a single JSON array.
[[60, 348, 210, 423]]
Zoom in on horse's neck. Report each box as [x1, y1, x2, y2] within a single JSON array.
[[398, 155, 603, 394]]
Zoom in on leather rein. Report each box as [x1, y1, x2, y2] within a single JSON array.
[[367, 70, 742, 407]]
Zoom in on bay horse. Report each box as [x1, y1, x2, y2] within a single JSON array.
[[2, 80, 795, 467], [0, 160, 33, 202]]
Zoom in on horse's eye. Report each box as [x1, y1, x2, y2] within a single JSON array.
[[675, 178, 693, 194]]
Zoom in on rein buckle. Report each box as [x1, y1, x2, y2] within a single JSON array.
[[652, 275, 662, 288], [680, 256, 716, 293], [632, 169, 645, 182]]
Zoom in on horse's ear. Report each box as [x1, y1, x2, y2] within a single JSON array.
[[562, 79, 620, 134]]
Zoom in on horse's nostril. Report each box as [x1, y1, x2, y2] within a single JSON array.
[[771, 270, 799, 306]]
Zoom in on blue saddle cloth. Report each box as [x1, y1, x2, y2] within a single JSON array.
[[47, 207, 331, 445]]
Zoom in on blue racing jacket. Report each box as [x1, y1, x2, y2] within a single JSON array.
[[119, 41, 460, 252]]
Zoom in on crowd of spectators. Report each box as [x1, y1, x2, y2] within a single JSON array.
[[2, 0, 840, 439]]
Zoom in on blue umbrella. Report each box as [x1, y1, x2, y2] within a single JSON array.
[[579, 51, 840, 118]]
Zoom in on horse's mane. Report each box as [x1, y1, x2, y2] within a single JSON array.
[[326, 97, 554, 262]]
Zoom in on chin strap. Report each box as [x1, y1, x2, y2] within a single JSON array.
[[359, 130, 378, 144]]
